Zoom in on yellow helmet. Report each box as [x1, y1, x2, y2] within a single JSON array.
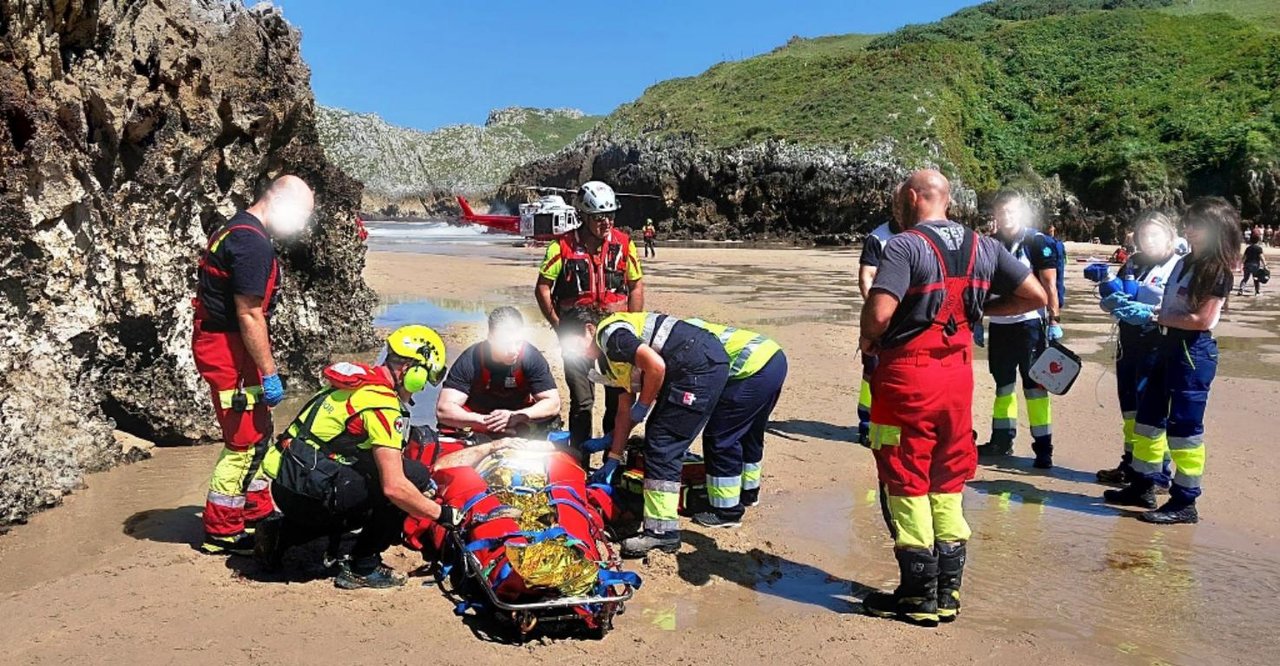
[[386, 325, 447, 392]]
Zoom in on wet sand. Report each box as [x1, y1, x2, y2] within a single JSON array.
[[2, 243, 1279, 665]]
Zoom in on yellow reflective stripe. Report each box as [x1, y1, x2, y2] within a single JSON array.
[[858, 379, 873, 411], [868, 423, 901, 450], [1169, 441, 1205, 478], [1132, 423, 1168, 475], [707, 475, 742, 508], [929, 493, 971, 543], [538, 242, 564, 281], [741, 462, 762, 490], [643, 480, 680, 531], [208, 447, 257, 495], [1122, 415, 1136, 452], [886, 495, 933, 549], [217, 386, 263, 409]]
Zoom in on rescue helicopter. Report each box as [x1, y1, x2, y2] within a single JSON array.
[[456, 184, 659, 242]]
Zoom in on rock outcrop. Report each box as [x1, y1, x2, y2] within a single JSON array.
[[316, 105, 600, 216], [500, 132, 977, 242], [0, 0, 375, 524]]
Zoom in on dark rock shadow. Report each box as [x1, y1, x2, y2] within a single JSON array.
[[674, 530, 867, 613], [767, 419, 860, 444], [122, 505, 203, 549]]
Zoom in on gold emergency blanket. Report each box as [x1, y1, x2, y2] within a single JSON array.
[[472, 447, 599, 597]]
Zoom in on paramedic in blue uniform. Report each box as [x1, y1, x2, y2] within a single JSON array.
[[1102, 197, 1240, 524], [976, 191, 1063, 469]]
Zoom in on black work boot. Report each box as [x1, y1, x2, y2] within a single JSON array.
[[692, 509, 743, 529], [862, 548, 940, 627], [741, 488, 760, 508], [935, 541, 966, 623], [1103, 480, 1157, 509], [1096, 453, 1133, 485], [200, 532, 255, 556], [252, 513, 286, 571], [1140, 501, 1199, 525], [1031, 440, 1054, 470], [621, 530, 681, 558], [977, 433, 1014, 459]]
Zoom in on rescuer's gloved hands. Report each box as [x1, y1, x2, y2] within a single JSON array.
[[629, 401, 652, 425], [436, 505, 464, 531], [582, 434, 613, 454], [261, 373, 285, 407], [1115, 303, 1156, 327], [589, 458, 621, 486], [973, 322, 986, 348], [1100, 292, 1130, 313], [1047, 323, 1064, 342]]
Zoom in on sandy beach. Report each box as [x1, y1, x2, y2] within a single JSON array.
[[2, 241, 1279, 665]]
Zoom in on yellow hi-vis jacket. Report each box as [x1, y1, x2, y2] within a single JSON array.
[[685, 318, 781, 380], [593, 311, 683, 394]]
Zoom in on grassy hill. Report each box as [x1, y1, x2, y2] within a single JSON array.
[[315, 106, 600, 202], [604, 0, 1279, 211]]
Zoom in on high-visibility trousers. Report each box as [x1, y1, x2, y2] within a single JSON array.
[[858, 353, 878, 444], [869, 346, 975, 550], [988, 320, 1051, 452], [192, 321, 274, 538], [1115, 324, 1165, 463], [642, 334, 729, 534], [1132, 330, 1217, 504], [702, 351, 788, 515]]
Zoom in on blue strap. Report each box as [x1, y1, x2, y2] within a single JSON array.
[[547, 498, 594, 522], [494, 561, 513, 587], [597, 569, 643, 590], [587, 482, 613, 496], [454, 600, 485, 616], [460, 491, 492, 515], [464, 526, 571, 553]]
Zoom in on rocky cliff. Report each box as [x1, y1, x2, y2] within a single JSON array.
[[315, 105, 599, 215], [500, 132, 977, 243], [0, 0, 375, 524]]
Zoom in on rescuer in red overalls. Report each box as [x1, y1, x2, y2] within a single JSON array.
[[534, 182, 645, 459], [858, 170, 1047, 626], [192, 175, 314, 555]]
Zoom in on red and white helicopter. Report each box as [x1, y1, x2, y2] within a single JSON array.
[[456, 186, 659, 242]]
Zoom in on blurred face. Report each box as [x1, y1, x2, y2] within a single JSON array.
[[583, 213, 613, 240], [993, 201, 1027, 241], [266, 193, 315, 237], [487, 324, 524, 365], [559, 324, 600, 362], [1184, 220, 1211, 256], [1136, 223, 1174, 260]]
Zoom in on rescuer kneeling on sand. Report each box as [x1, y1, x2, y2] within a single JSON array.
[[435, 306, 561, 439], [256, 325, 464, 589], [859, 170, 1046, 626]]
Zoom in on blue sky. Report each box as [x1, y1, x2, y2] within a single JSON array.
[[274, 0, 979, 132]]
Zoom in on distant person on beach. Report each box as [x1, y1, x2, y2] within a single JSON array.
[[534, 181, 644, 460], [643, 219, 657, 258], [855, 194, 901, 446], [191, 175, 313, 556], [1239, 232, 1267, 296], [1103, 197, 1240, 524], [1045, 223, 1067, 309], [435, 307, 561, 439]]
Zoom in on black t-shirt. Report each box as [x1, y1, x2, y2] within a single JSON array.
[[443, 341, 557, 413], [196, 211, 278, 331], [1244, 244, 1264, 266]]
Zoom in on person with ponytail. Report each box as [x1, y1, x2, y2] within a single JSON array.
[[1102, 197, 1241, 524]]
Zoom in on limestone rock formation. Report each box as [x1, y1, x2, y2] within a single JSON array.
[[0, 0, 375, 523], [501, 131, 978, 242]]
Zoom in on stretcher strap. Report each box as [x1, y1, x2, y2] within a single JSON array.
[[597, 569, 643, 591]]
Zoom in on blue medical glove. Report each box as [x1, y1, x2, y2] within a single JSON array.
[[630, 401, 652, 424], [1115, 303, 1156, 327], [1047, 323, 1064, 342], [582, 434, 613, 454], [1099, 292, 1130, 313], [589, 458, 620, 486], [973, 321, 986, 348], [261, 373, 285, 407]]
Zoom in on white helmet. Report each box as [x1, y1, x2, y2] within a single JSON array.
[[578, 181, 620, 214]]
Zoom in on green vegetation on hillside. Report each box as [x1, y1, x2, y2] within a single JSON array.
[[1163, 0, 1280, 26], [608, 1, 1279, 207]]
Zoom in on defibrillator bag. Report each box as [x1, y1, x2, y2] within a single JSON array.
[[1029, 341, 1083, 396]]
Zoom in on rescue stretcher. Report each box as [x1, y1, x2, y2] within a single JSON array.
[[403, 436, 641, 641]]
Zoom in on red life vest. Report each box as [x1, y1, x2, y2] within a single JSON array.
[[550, 228, 635, 313], [882, 225, 987, 361], [193, 219, 280, 329], [468, 342, 534, 412]]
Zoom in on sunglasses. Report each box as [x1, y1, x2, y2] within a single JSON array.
[[584, 214, 614, 223]]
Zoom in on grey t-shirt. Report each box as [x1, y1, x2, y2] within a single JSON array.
[[871, 220, 1031, 349]]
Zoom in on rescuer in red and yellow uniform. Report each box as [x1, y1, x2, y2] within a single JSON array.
[[256, 325, 464, 589], [858, 170, 1047, 626], [191, 175, 313, 555], [535, 181, 644, 458]]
